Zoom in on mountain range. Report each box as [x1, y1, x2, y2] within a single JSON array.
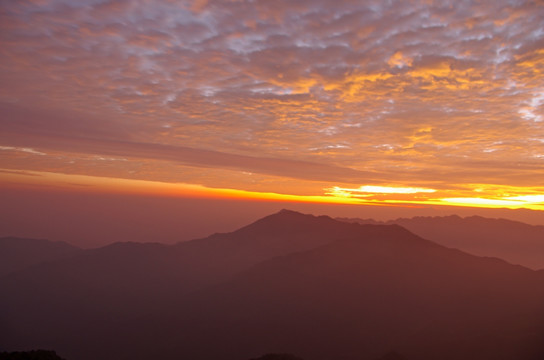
[[1, 210, 543, 360], [337, 215, 544, 270], [0, 237, 80, 278]]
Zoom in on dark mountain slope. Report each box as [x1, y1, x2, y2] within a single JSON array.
[[172, 209, 372, 276], [128, 222, 544, 360], [2, 210, 372, 314], [338, 215, 544, 269], [0, 237, 80, 277], [1, 211, 543, 360], [0, 210, 382, 358], [0, 350, 66, 360]]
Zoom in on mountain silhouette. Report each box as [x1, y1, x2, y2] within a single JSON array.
[[249, 354, 304, 360], [1, 210, 375, 322], [0, 350, 66, 360], [375, 352, 408, 360], [150, 219, 544, 360], [0, 237, 80, 277], [0, 210, 375, 358], [1, 210, 543, 360], [338, 215, 544, 269]]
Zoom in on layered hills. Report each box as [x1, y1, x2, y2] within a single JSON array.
[[337, 215, 544, 269], [0, 237, 80, 277], [1, 210, 543, 360]]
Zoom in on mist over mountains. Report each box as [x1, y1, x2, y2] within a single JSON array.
[[0, 237, 81, 277], [337, 215, 544, 270], [1, 210, 543, 360]]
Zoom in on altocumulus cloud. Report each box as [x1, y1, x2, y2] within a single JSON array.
[[0, 0, 543, 190]]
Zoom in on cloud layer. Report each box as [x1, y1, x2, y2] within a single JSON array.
[[1, 0, 543, 200]]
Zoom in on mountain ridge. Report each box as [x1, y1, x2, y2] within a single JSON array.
[[0, 237, 81, 277], [337, 214, 544, 269], [1, 210, 543, 360], [141, 218, 544, 360]]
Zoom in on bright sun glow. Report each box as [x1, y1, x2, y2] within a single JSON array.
[[322, 182, 544, 211], [326, 185, 438, 195], [3, 169, 544, 212], [503, 195, 544, 202], [440, 197, 525, 207], [440, 195, 544, 208]]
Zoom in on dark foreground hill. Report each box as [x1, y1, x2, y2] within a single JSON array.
[[0, 350, 65, 360], [1, 210, 543, 360], [338, 215, 544, 270]]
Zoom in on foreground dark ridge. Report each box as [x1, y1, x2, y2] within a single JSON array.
[[1, 210, 543, 360], [0, 350, 66, 360], [0, 350, 408, 360]]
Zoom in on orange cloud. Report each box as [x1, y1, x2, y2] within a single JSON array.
[[1, 0, 543, 217]]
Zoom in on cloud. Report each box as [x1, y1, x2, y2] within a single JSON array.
[[0, 108, 374, 184], [0, 0, 543, 195]]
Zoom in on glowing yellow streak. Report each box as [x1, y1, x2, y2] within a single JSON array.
[[326, 185, 437, 195], [323, 182, 544, 211], [2, 169, 544, 211], [440, 197, 524, 207], [0, 169, 364, 205], [503, 195, 544, 202], [355, 198, 544, 211]]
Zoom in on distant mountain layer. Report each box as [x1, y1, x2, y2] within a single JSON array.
[[1, 210, 543, 360], [337, 215, 544, 270], [0, 237, 80, 277]]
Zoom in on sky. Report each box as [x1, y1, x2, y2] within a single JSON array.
[[1, 0, 544, 238]]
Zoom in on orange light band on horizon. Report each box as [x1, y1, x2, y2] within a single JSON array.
[[2, 169, 544, 211], [324, 184, 544, 211], [0, 169, 364, 205]]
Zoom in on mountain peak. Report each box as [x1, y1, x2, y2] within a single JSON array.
[[3, 211, 544, 360], [275, 209, 320, 219], [274, 209, 335, 221], [0, 237, 81, 277], [278, 208, 300, 214], [240, 209, 340, 233]]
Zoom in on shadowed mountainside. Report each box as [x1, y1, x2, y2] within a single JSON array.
[[337, 215, 544, 270], [0, 237, 80, 277], [1, 210, 376, 319], [1, 210, 543, 360], [249, 354, 304, 360], [0, 210, 386, 358], [140, 221, 544, 360]]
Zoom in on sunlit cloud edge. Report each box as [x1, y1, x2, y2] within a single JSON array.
[[2, 169, 544, 211]]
